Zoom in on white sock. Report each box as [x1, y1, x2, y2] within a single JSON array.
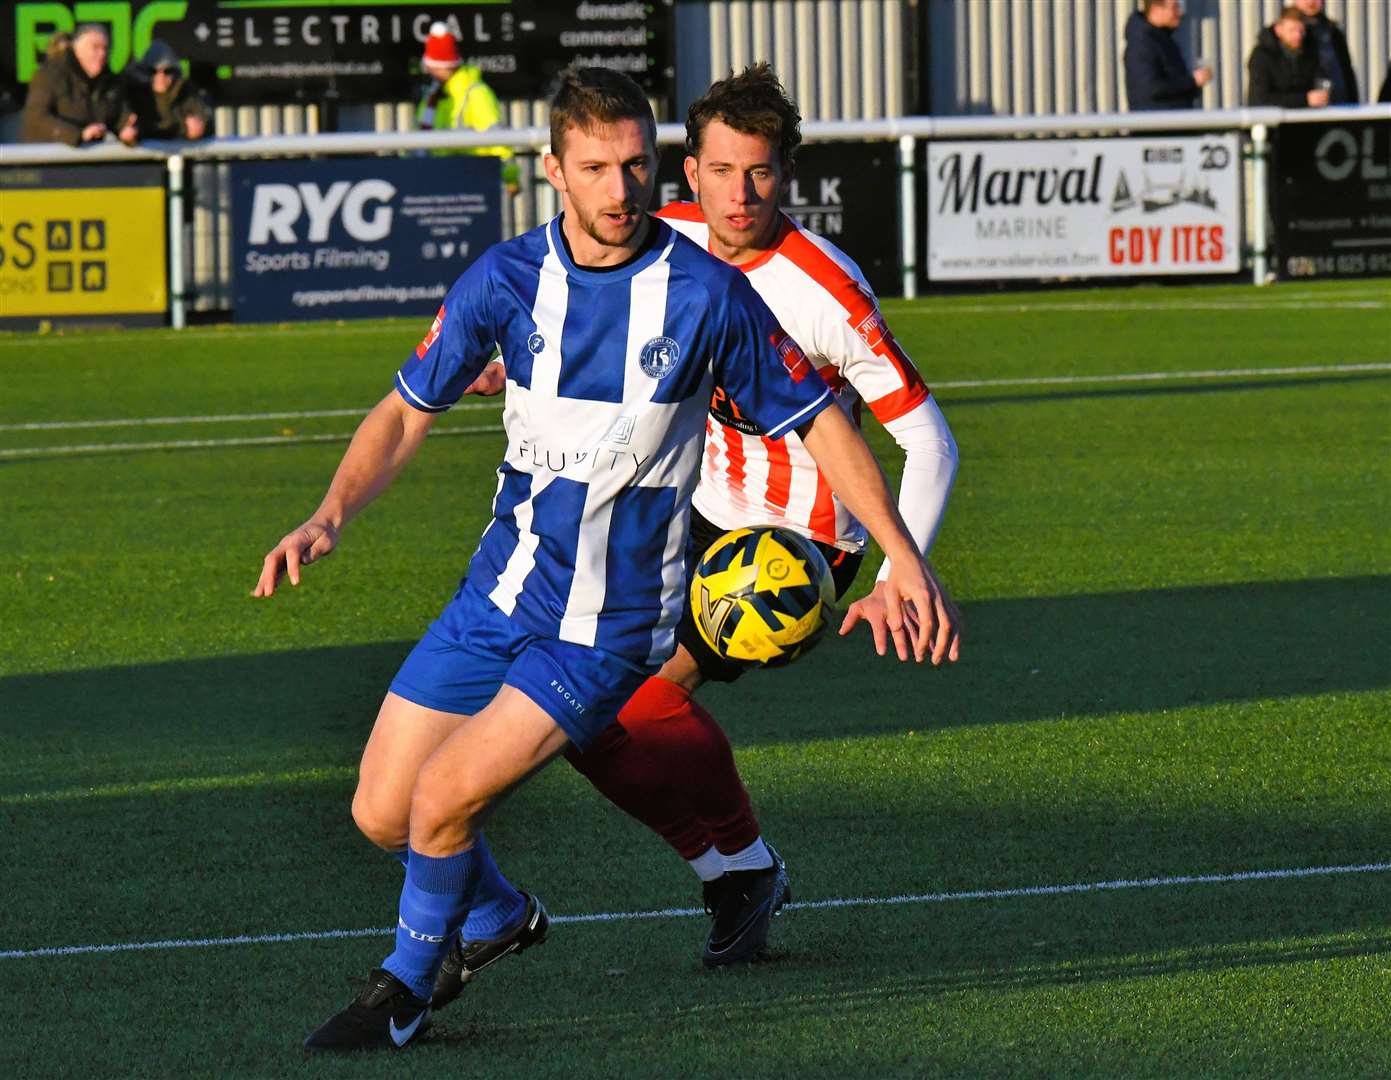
[[688, 846, 726, 882], [721, 837, 773, 872]]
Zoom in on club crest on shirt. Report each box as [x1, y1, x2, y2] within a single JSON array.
[[415, 305, 446, 359], [527, 331, 546, 355], [639, 336, 680, 379], [770, 330, 811, 382]]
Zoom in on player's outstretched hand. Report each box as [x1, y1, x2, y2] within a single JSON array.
[[839, 561, 961, 665], [252, 520, 340, 597], [464, 360, 506, 397]]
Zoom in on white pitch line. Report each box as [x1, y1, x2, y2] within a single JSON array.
[[1, 289, 1384, 350], [0, 425, 504, 460], [0, 324, 416, 348], [4, 361, 1386, 448], [895, 299, 1387, 315], [0, 402, 501, 433], [2, 861, 1386, 961], [932, 361, 1391, 391], [2, 289, 1379, 352]]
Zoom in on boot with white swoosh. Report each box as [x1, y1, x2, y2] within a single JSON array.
[[303, 969, 432, 1052]]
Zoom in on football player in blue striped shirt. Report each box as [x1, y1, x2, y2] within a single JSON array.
[[254, 66, 951, 1053]]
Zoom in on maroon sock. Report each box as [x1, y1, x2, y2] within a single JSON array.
[[600, 677, 762, 856], [566, 676, 762, 860], [565, 705, 711, 860]]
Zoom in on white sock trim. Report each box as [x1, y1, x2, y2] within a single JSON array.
[[721, 837, 773, 872], [688, 846, 726, 882]]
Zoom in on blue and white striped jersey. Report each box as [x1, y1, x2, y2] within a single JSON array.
[[395, 215, 833, 666]]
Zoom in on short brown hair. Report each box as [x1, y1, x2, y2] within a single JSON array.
[[549, 66, 656, 158], [1277, 4, 1304, 22], [686, 63, 802, 169]]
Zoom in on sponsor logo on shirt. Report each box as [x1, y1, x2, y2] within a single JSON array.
[[515, 438, 651, 481], [770, 330, 811, 382], [604, 414, 636, 446], [415, 305, 445, 359], [709, 385, 765, 436]]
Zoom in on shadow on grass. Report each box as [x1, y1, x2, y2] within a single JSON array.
[[427, 930, 1391, 1048], [714, 573, 1391, 741], [2, 576, 1387, 780]]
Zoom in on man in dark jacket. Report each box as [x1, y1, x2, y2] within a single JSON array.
[[1124, 0, 1212, 111], [1248, 7, 1329, 108], [21, 24, 136, 146], [124, 40, 211, 141], [1293, 0, 1359, 104]]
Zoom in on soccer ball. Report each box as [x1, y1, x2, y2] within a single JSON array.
[[689, 526, 837, 667]]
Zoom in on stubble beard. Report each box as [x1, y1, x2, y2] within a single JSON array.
[[573, 201, 644, 250]]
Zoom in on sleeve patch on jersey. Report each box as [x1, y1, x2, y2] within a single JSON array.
[[770, 330, 811, 383], [854, 308, 889, 350], [415, 305, 446, 360]]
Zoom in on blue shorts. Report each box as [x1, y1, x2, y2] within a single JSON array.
[[388, 585, 651, 750]]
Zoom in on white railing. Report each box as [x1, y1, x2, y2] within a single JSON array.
[[4, 104, 1388, 325]]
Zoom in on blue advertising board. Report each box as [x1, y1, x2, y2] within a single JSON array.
[[230, 156, 501, 323]]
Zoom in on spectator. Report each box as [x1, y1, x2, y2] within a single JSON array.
[[416, 22, 520, 195], [1124, 0, 1211, 111], [1293, 0, 1359, 104], [1248, 7, 1328, 108], [124, 41, 211, 141], [21, 23, 135, 146]]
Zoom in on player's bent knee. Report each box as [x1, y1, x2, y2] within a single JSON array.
[[351, 788, 409, 851], [407, 782, 487, 852]]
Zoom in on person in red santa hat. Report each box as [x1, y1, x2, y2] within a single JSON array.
[[416, 21, 519, 194]]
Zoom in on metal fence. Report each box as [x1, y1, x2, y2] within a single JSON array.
[[927, 0, 1391, 116], [5, 102, 1389, 325]]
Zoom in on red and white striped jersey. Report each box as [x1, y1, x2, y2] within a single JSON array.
[[657, 202, 930, 552]]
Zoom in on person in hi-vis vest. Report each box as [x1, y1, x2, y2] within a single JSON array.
[[416, 22, 520, 195]]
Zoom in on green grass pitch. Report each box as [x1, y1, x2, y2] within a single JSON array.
[[2, 279, 1389, 1078]]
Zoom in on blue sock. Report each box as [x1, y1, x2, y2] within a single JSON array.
[[391, 849, 409, 869], [460, 834, 526, 941], [382, 847, 482, 1000]]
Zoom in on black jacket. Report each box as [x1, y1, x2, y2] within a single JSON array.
[[1123, 11, 1199, 111], [20, 50, 127, 145], [123, 39, 211, 141], [124, 74, 211, 140], [1247, 27, 1319, 108], [1301, 13, 1359, 104]]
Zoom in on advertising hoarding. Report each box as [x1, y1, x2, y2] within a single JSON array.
[[5, 1, 674, 110], [652, 142, 901, 297], [0, 164, 166, 327], [1273, 119, 1391, 281], [927, 135, 1242, 281], [230, 155, 501, 323]]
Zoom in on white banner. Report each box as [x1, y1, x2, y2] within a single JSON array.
[[927, 135, 1242, 280]]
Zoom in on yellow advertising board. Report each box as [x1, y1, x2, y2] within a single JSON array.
[[0, 164, 166, 324]]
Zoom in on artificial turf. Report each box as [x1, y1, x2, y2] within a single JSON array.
[[2, 278, 1388, 1078]]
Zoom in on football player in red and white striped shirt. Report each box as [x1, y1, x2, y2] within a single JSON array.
[[564, 64, 961, 967]]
